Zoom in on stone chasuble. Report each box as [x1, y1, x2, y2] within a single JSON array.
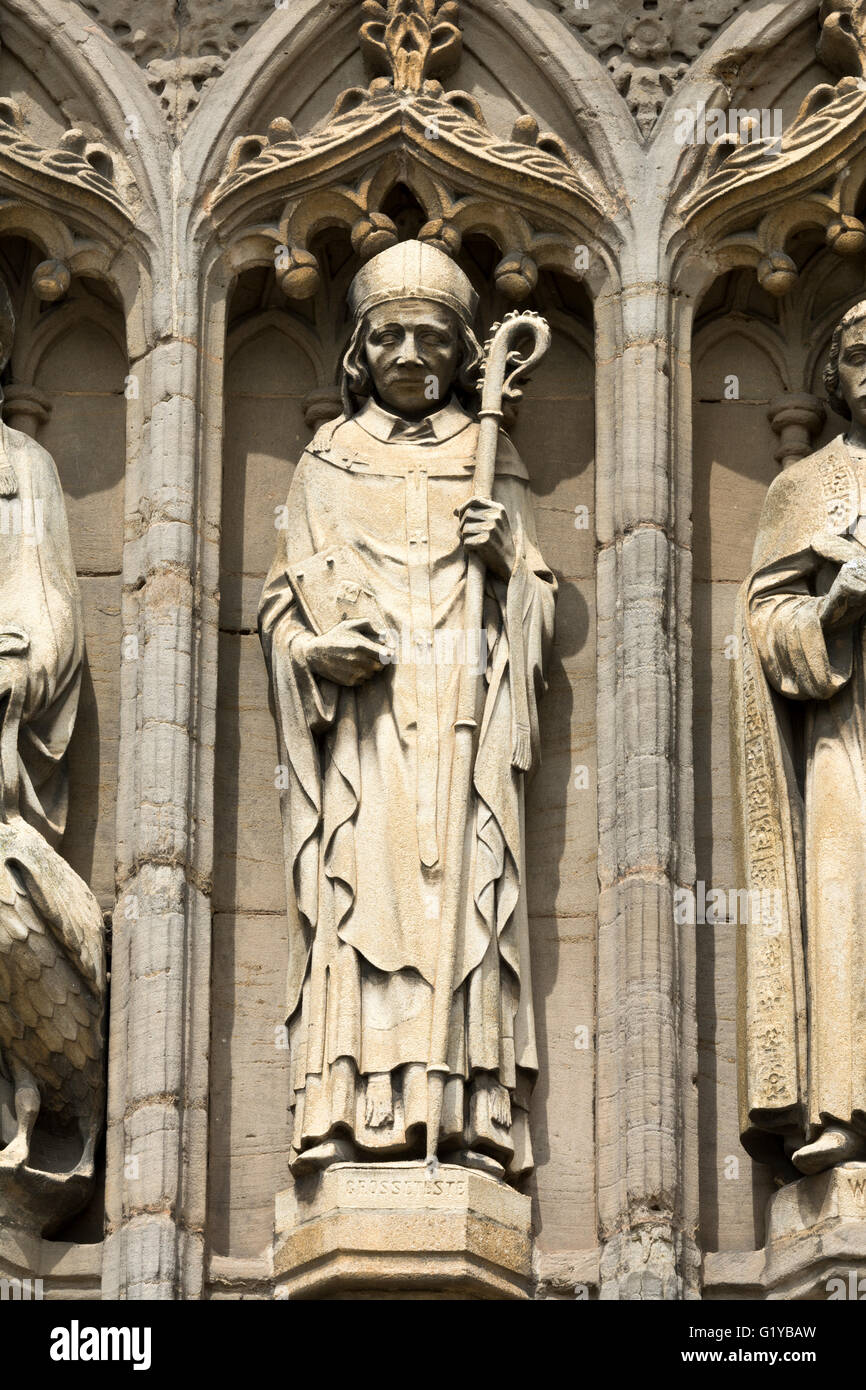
[[731, 434, 866, 1171], [259, 252, 555, 1179]]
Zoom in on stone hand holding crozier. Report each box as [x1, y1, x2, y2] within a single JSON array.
[[260, 241, 556, 1181], [732, 299, 866, 1179], [0, 277, 105, 1235], [294, 296, 517, 685]]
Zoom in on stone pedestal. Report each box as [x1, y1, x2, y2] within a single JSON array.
[[274, 1162, 532, 1300], [761, 1164, 866, 1299]]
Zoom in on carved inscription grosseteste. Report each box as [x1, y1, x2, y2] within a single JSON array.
[[340, 1170, 469, 1204]]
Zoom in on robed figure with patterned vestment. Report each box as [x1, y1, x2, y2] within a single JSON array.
[[732, 301, 866, 1177]]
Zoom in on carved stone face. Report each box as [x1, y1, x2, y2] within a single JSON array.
[[363, 298, 461, 419], [838, 318, 866, 428]]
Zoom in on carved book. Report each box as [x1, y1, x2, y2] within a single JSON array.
[[287, 546, 387, 636]]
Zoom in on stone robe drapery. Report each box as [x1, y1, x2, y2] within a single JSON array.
[[0, 420, 105, 1149], [259, 399, 555, 1177], [731, 433, 866, 1166], [0, 421, 83, 843]]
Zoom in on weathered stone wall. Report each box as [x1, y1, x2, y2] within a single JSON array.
[[0, 0, 863, 1301]]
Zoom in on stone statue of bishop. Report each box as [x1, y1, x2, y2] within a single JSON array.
[[259, 240, 555, 1181]]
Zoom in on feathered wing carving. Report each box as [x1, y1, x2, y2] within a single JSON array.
[[0, 820, 104, 1140]]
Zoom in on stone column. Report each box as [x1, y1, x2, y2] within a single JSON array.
[[2, 383, 51, 437], [767, 392, 826, 469], [101, 244, 220, 1301], [595, 271, 699, 1299]]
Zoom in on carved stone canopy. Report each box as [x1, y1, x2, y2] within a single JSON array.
[[0, 97, 134, 301], [678, 4, 866, 297], [214, 0, 611, 303]]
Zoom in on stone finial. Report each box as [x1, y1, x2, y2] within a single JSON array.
[[817, 0, 866, 80], [32, 260, 71, 303], [757, 252, 798, 297], [359, 0, 462, 92]]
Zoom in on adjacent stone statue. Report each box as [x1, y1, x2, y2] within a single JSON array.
[[0, 276, 105, 1234], [260, 240, 555, 1181], [732, 298, 866, 1177]]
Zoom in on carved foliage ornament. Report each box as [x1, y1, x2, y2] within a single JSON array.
[[555, 0, 748, 135], [0, 103, 125, 216], [76, 0, 274, 125], [219, 83, 590, 209]]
